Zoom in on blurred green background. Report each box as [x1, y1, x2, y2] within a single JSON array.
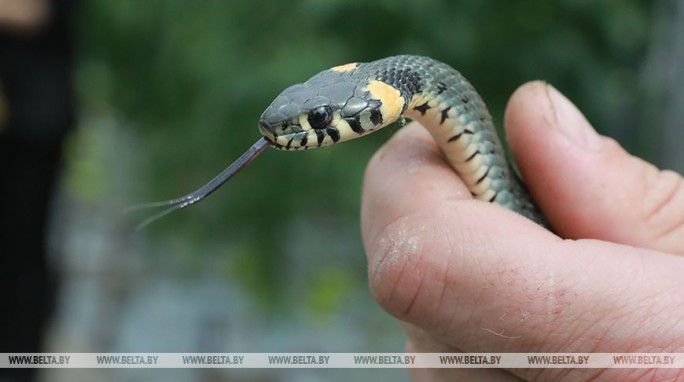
[[71, 0, 657, 297], [40, 0, 681, 380]]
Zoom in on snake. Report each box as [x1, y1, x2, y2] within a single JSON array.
[[134, 55, 548, 229]]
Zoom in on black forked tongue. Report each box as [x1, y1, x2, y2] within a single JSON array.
[[127, 137, 270, 230]]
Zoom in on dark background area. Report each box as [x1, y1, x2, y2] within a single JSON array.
[[1, 1, 681, 381]]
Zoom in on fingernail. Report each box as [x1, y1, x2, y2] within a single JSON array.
[[544, 83, 603, 151]]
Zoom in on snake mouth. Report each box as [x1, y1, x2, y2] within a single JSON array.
[[259, 120, 324, 151], [258, 121, 292, 150], [258, 121, 276, 141], [258, 121, 295, 149], [268, 131, 317, 151]]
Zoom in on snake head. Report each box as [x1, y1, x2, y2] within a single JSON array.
[[259, 68, 387, 150]]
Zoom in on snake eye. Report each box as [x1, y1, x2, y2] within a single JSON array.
[[307, 106, 333, 129]]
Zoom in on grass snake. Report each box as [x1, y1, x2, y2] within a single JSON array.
[[134, 55, 549, 229]]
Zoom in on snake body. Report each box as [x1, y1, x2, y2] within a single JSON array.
[[259, 55, 547, 226]]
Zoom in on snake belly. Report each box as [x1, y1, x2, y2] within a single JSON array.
[[258, 55, 548, 227]]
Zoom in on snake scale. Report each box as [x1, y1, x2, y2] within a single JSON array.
[[135, 55, 548, 229]]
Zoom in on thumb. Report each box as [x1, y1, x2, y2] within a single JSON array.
[[505, 81, 684, 254]]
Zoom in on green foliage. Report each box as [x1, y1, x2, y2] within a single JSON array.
[[305, 266, 357, 320], [75, 0, 652, 304]]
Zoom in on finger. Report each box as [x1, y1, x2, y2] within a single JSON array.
[[505, 81, 684, 254], [361, 124, 684, 380], [404, 324, 521, 382], [360, 123, 548, 256], [360, 124, 467, 247]]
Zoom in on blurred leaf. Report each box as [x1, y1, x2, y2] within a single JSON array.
[[306, 266, 356, 319]]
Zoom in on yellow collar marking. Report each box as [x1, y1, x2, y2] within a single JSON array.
[[330, 62, 358, 73], [364, 80, 405, 124]]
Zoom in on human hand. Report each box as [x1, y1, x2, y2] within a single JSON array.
[[361, 81, 684, 381]]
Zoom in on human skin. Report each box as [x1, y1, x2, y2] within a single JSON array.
[[361, 81, 684, 381]]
